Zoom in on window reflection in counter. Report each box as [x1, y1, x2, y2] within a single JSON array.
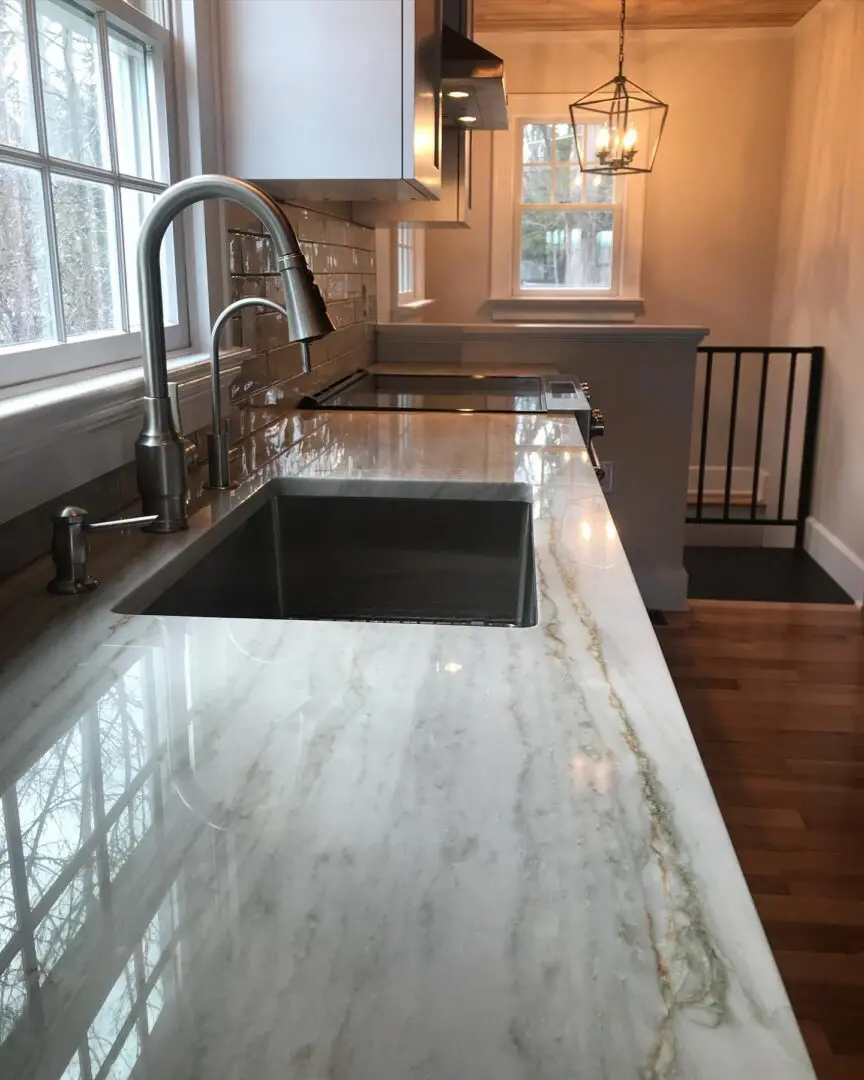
[[61, 883, 181, 1080], [0, 649, 166, 1055]]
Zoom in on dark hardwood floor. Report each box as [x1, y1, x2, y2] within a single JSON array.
[[657, 601, 864, 1080]]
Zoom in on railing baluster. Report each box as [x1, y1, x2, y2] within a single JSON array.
[[776, 351, 799, 522], [794, 347, 824, 548], [722, 351, 742, 521], [750, 351, 770, 519], [693, 345, 821, 538], [695, 350, 713, 520]]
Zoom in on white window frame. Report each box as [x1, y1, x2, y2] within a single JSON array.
[[0, 0, 189, 389], [396, 222, 425, 306], [490, 94, 647, 322], [513, 119, 621, 298]]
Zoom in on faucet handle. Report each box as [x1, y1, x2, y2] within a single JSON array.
[[48, 506, 158, 595]]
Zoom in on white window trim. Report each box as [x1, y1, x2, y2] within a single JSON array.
[[490, 94, 647, 322], [0, 0, 238, 523], [0, 0, 192, 388], [397, 223, 425, 306], [375, 224, 434, 323], [0, 0, 231, 398]]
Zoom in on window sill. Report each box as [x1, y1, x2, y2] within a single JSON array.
[[0, 346, 252, 526], [486, 297, 644, 323], [390, 299, 436, 323]]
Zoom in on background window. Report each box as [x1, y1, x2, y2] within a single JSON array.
[[397, 223, 416, 301], [517, 121, 617, 293], [0, 0, 182, 385]]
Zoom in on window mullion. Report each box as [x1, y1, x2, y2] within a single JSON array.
[[24, 0, 67, 344], [113, 181, 130, 332], [96, 10, 131, 333], [23, 0, 48, 157], [97, 11, 120, 174]]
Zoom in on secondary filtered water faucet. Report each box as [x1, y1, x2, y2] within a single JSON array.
[[205, 296, 312, 490], [136, 174, 333, 533]]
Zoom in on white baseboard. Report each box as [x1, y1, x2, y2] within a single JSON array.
[[686, 464, 768, 505], [804, 517, 864, 604]]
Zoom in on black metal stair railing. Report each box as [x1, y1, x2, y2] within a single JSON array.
[[688, 346, 824, 548]]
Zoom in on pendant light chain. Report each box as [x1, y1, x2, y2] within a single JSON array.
[[569, 0, 668, 175], [618, 0, 627, 76]]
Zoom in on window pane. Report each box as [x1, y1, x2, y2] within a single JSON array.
[[106, 1022, 141, 1080], [146, 976, 164, 1032], [520, 209, 614, 290], [60, 1053, 82, 1080], [584, 122, 610, 166], [554, 122, 577, 163], [17, 720, 93, 905], [397, 224, 413, 296], [38, 0, 110, 168], [107, 783, 151, 879], [0, 951, 28, 1045], [52, 172, 122, 337], [522, 165, 551, 205], [586, 171, 615, 203], [121, 187, 178, 328], [88, 961, 137, 1076], [33, 850, 99, 979], [109, 28, 155, 179], [521, 123, 552, 163], [554, 166, 583, 204], [99, 659, 148, 813], [0, 0, 39, 150], [0, 161, 55, 347], [120, 0, 166, 25]]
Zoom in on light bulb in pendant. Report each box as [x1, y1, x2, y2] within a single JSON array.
[[623, 126, 638, 151], [595, 126, 611, 152]]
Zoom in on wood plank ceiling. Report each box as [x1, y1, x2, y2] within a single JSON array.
[[474, 0, 821, 32]]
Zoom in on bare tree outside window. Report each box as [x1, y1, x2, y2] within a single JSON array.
[[0, 0, 180, 379]]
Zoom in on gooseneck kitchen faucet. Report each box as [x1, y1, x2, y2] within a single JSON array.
[[136, 175, 333, 533]]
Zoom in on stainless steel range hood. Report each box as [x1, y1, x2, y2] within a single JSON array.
[[441, 24, 509, 131]]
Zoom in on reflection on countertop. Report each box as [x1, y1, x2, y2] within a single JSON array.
[[0, 410, 814, 1080]]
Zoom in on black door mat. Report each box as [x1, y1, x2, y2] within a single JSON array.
[[684, 547, 854, 604]]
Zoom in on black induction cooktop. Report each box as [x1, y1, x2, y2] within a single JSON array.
[[300, 370, 588, 415]]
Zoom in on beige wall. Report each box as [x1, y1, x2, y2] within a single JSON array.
[[426, 28, 792, 343], [770, 0, 864, 595]]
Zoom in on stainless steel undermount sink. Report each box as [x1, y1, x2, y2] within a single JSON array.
[[116, 479, 538, 628]]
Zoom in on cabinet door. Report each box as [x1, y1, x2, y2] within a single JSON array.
[[354, 129, 472, 226], [221, 0, 404, 184], [405, 0, 443, 195]]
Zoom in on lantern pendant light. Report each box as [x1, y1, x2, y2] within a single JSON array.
[[569, 0, 668, 176]]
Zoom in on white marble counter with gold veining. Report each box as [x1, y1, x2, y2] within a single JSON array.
[[0, 411, 813, 1080]]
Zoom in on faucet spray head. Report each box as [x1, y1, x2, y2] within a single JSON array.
[[278, 252, 334, 343]]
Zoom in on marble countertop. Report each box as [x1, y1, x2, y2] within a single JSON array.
[[0, 410, 813, 1080]]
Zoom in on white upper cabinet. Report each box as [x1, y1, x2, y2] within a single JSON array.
[[354, 128, 474, 227], [218, 0, 442, 202]]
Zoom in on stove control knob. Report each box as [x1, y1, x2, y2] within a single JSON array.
[[590, 408, 605, 438], [580, 381, 591, 397]]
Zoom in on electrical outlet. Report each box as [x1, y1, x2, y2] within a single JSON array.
[[600, 461, 614, 495]]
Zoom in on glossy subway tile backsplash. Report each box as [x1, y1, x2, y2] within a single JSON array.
[[0, 201, 377, 582], [217, 198, 377, 458]]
